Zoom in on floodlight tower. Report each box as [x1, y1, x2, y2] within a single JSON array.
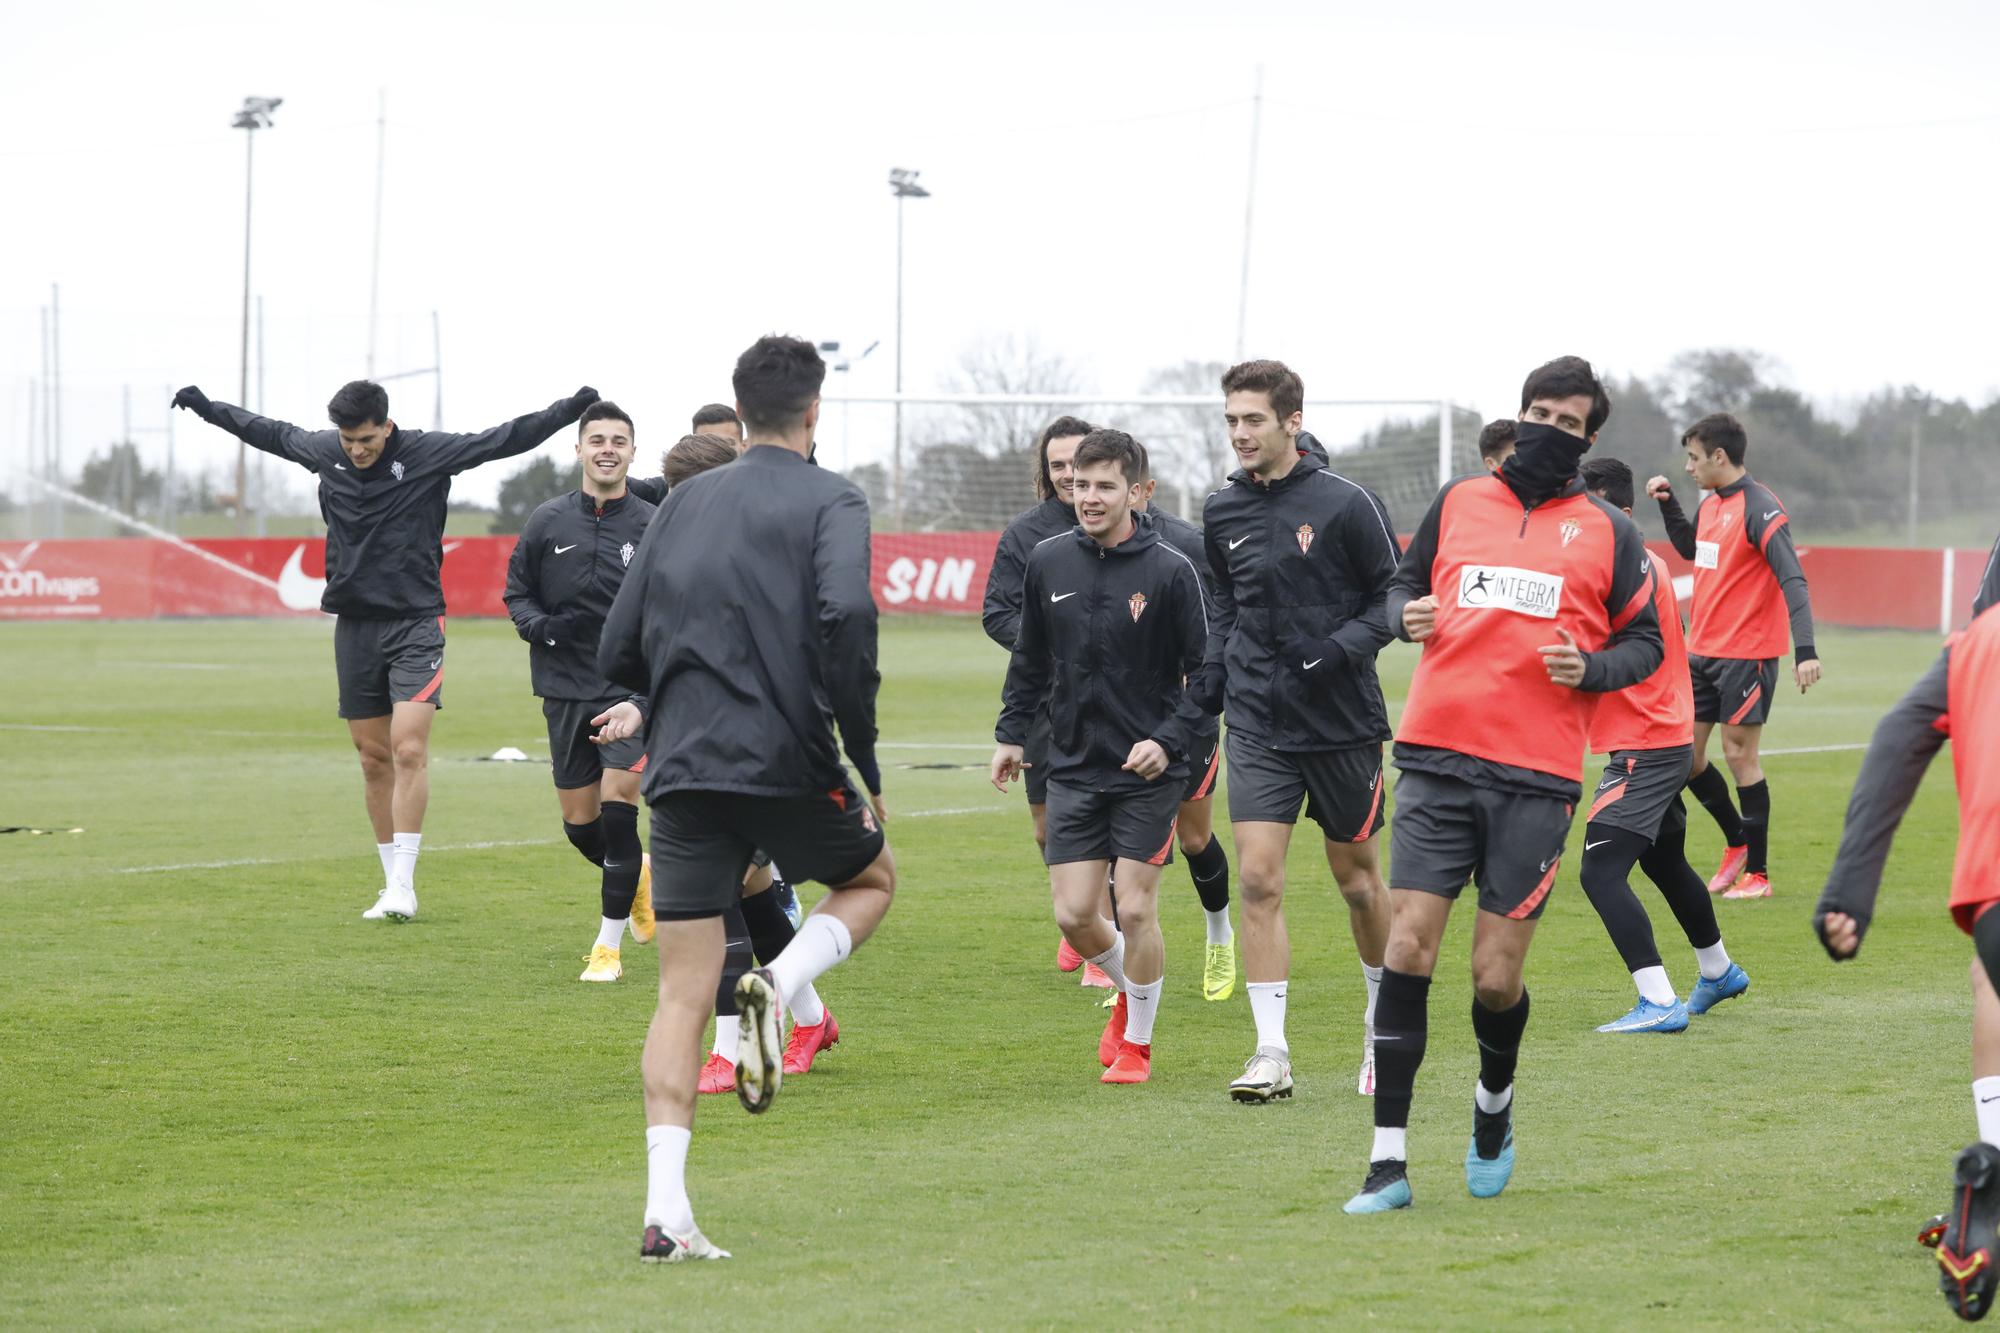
[[233, 95, 281, 534], [888, 167, 929, 529]]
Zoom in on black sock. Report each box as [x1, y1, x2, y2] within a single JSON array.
[[1685, 764, 1745, 846], [1578, 824, 1661, 973], [1186, 835, 1231, 914], [1737, 779, 1771, 875], [563, 817, 606, 868], [716, 903, 753, 1017], [740, 884, 798, 966], [1637, 805, 1722, 950], [1472, 988, 1531, 1098], [598, 801, 643, 920], [1373, 968, 1431, 1130]]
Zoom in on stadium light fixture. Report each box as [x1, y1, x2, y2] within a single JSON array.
[[888, 168, 930, 528], [232, 96, 281, 534]]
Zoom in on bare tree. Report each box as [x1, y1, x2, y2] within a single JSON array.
[[943, 333, 1088, 459]]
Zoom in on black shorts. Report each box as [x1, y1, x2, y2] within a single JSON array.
[[1388, 769, 1571, 920], [543, 696, 647, 790], [648, 780, 885, 917], [1024, 705, 1053, 806], [1182, 727, 1222, 804], [1690, 654, 1778, 727], [1043, 777, 1182, 867], [334, 614, 446, 719], [1587, 746, 1693, 841], [1224, 733, 1386, 843]]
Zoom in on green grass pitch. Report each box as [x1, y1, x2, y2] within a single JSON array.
[[0, 616, 1974, 1327]]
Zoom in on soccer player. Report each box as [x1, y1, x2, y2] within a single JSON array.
[[691, 403, 745, 441], [1198, 359, 1401, 1101], [1575, 457, 1749, 1033], [1646, 412, 1820, 900], [601, 335, 890, 1263], [502, 401, 658, 981], [1132, 448, 1236, 1002], [991, 429, 1211, 1084], [1814, 600, 2000, 1321], [1478, 419, 1517, 474], [984, 416, 1120, 982], [172, 379, 600, 921], [1346, 355, 1663, 1214]]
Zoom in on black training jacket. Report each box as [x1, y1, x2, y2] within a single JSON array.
[[996, 512, 1209, 792], [1977, 530, 2000, 619], [599, 445, 881, 799], [626, 473, 668, 506], [189, 390, 598, 619], [1201, 451, 1400, 750], [983, 495, 1076, 650], [503, 488, 656, 702]]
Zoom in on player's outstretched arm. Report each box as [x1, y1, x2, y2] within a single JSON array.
[[1648, 477, 1699, 559], [1814, 647, 1953, 959], [172, 386, 321, 470], [432, 386, 601, 473], [815, 487, 883, 797], [1387, 486, 1446, 642], [1575, 518, 1665, 692]]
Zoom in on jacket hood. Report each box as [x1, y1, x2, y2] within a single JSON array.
[[1067, 507, 1162, 556]]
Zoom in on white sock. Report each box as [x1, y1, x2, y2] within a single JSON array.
[[1370, 1126, 1407, 1161], [1694, 942, 1733, 981], [644, 1124, 695, 1232], [788, 982, 826, 1028], [1204, 907, 1233, 946], [376, 842, 395, 885], [1362, 963, 1384, 1033], [1977, 1077, 2000, 1148], [1475, 1079, 1513, 1114], [769, 914, 852, 1007], [391, 831, 421, 890], [1632, 965, 1676, 1006], [1088, 936, 1129, 991], [1247, 980, 1289, 1053], [594, 917, 625, 950], [712, 1015, 739, 1063], [1125, 976, 1162, 1046]]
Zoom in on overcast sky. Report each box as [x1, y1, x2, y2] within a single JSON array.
[[6, 0, 1998, 507]]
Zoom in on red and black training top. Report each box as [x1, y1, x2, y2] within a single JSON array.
[[1816, 606, 2000, 942], [1588, 552, 1694, 755], [1387, 473, 1663, 801], [1656, 474, 1815, 662]]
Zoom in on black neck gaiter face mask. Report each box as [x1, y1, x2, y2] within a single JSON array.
[[1500, 421, 1590, 506]]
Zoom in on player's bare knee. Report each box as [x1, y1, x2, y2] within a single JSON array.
[[1239, 862, 1285, 908], [391, 735, 428, 770], [1333, 869, 1386, 907]]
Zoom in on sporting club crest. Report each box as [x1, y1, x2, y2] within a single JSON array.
[[620, 541, 636, 567], [1128, 592, 1148, 622], [1296, 524, 1315, 555], [390, 460, 405, 482], [1559, 518, 1582, 547]]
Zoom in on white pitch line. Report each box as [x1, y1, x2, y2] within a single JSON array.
[[99, 661, 236, 671], [1760, 743, 1868, 756], [113, 837, 561, 875], [899, 805, 1006, 818]]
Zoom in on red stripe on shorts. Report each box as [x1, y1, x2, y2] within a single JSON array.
[[1726, 684, 1763, 725], [1507, 856, 1561, 921]]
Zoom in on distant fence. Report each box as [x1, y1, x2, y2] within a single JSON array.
[[0, 533, 1989, 632]]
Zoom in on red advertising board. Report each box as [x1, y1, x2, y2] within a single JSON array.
[[0, 531, 1988, 630]]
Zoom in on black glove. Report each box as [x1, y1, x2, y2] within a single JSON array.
[[1187, 661, 1225, 716], [172, 385, 210, 413], [573, 386, 600, 408], [534, 610, 577, 646], [1280, 631, 1346, 691]]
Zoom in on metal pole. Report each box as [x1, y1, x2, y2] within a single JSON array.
[[255, 294, 267, 536], [1437, 400, 1453, 492], [236, 126, 255, 535], [50, 284, 62, 537], [123, 385, 133, 514], [164, 385, 178, 533], [431, 310, 443, 429], [367, 88, 386, 379], [893, 191, 905, 529], [1235, 64, 1264, 361], [1907, 400, 1923, 548]]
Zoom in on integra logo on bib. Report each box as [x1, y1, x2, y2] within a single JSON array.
[[1456, 565, 1563, 619]]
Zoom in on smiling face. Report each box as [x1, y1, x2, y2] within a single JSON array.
[[1072, 459, 1139, 543], [1520, 392, 1597, 440], [576, 415, 636, 491], [1224, 388, 1301, 479], [1044, 433, 1087, 504], [338, 419, 394, 469]]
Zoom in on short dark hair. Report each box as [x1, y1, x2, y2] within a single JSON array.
[[1034, 415, 1095, 502], [1477, 418, 1517, 461], [691, 403, 739, 431], [731, 336, 825, 434], [1519, 356, 1612, 436], [1578, 456, 1635, 511], [581, 400, 633, 436], [662, 433, 740, 490], [327, 380, 389, 430], [1683, 412, 1748, 466], [1132, 438, 1153, 484], [1221, 359, 1304, 421], [1071, 428, 1143, 487]]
